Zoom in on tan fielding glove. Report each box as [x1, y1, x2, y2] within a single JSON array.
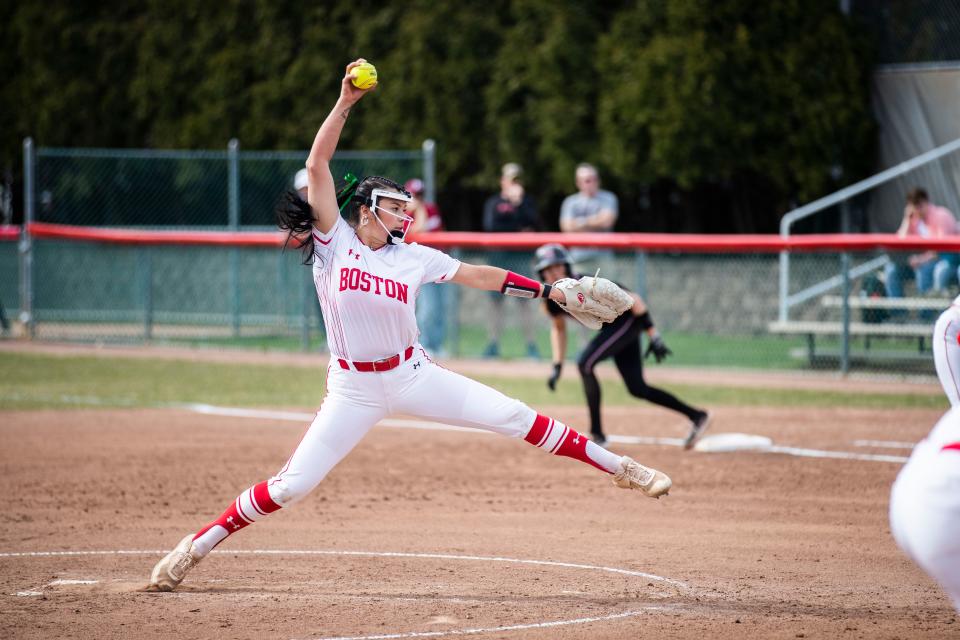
[[552, 276, 633, 330]]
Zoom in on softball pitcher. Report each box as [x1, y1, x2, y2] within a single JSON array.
[[535, 244, 710, 448], [148, 59, 672, 592], [933, 295, 960, 406], [889, 405, 960, 613]]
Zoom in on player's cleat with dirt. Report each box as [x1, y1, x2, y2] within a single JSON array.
[[683, 411, 712, 450], [147, 534, 201, 591], [612, 456, 672, 498]]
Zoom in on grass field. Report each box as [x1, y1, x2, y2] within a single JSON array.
[[153, 326, 937, 374], [164, 328, 811, 367], [0, 351, 946, 411]]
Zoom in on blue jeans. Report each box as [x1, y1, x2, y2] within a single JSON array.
[[885, 260, 941, 297], [935, 253, 960, 292], [416, 283, 447, 353]]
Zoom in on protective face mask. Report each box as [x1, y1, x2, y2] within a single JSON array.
[[368, 188, 414, 245]]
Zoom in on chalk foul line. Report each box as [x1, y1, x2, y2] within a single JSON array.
[[4, 546, 690, 639], [179, 403, 909, 463]]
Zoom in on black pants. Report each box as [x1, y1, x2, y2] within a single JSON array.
[[577, 315, 702, 437]]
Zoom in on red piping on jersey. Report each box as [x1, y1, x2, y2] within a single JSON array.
[[328, 266, 349, 358], [320, 265, 348, 359], [317, 269, 339, 356], [943, 442, 960, 453], [272, 408, 320, 487], [313, 230, 334, 245]]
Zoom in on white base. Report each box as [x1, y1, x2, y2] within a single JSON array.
[[694, 433, 773, 453]]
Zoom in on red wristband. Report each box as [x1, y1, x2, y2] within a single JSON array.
[[500, 271, 545, 298]]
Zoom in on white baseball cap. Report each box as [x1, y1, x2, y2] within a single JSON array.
[[294, 168, 309, 191], [501, 163, 522, 180]]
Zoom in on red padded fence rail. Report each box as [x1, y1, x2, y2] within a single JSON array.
[[0, 226, 20, 241], [23, 222, 960, 253], [28, 222, 284, 247]]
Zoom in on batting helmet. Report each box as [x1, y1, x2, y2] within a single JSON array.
[[534, 243, 573, 278]]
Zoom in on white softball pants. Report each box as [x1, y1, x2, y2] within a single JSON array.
[[266, 347, 537, 506], [933, 305, 960, 406], [889, 407, 960, 613]]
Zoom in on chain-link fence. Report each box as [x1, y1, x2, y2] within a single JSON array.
[[12, 142, 434, 348], [772, 248, 952, 375], [8, 236, 954, 377], [31, 144, 434, 228], [9, 141, 960, 377], [0, 232, 16, 332], [25, 236, 317, 346], [774, 136, 960, 375]]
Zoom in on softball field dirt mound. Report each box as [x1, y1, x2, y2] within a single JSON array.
[[1, 403, 956, 639]]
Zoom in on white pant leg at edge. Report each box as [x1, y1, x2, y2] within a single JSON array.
[[890, 441, 960, 613], [268, 366, 388, 506], [933, 308, 960, 407], [390, 355, 535, 438]]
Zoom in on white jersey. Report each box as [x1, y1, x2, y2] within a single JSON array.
[[311, 216, 460, 361], [933, 295, 960, 406], [889, 406, 960, 613]]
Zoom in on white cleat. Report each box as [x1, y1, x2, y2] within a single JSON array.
[[612, 456, 672, 498], [147, 534, 201, 592]]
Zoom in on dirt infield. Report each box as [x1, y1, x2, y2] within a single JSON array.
[[1, 399, 956, 639]]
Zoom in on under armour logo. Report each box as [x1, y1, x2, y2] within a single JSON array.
[[226, 516, 240, 530], [573, 436, 581, 445], [413, 362, 421, 369]]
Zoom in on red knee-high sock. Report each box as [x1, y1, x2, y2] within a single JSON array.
[[523, 414, 620, 474], [190, 481, 282, 557]]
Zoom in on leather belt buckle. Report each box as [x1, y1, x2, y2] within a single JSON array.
[[373, 355, 399, 372]]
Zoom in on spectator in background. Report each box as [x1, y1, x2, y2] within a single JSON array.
[[885, 187, 958, 298], [559, 163, 618, 275], [407, 178, 443, 235], [407, 178, 448, 355], [481, 163, 541, 359]]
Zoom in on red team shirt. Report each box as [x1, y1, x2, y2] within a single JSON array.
[[312, 216, 460, 361]]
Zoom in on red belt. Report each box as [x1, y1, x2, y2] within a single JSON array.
[[338, 346, 415, 373]]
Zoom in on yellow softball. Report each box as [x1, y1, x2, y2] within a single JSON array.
[[351, 62, 378, 90]]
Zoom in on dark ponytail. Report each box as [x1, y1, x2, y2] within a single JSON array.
[[275, 191, 316, 264], [275, 173, 362, 264]]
